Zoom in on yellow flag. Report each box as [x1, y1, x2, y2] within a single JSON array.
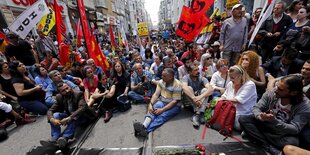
[[37, 7, 55, 35], [118, 31, 123, 50]]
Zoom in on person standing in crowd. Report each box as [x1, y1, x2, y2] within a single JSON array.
[[239, 75, 310, 155], [35, 29, 58, 61], [133, 68, 182, 137], [258, 1, 293, 63], [287, 0, 304, 22], [219, 4, 248, 66]]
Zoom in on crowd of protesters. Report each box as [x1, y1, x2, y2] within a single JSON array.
[[0, 1, 310, 155]]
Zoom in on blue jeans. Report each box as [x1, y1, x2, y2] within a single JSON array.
[[128, 91, 146, 103], [19, 100, 48, 115], [50, 112, 76, 141], [145, 100, 181, 132]]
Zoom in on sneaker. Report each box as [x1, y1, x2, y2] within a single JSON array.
[[103, 111, 113, 123], [262, 144, 281, 155], [241, 131, 249, 140], [192, 114, 200, 128], [15, 118, 36, 126], [133, 121, 148, 137], [57, 137, 67, 148], [0, 119, 13, 128], [199, 114, 205, 124]]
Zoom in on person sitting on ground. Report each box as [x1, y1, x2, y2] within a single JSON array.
[[156, 57, 179, 81], [262, 48, 304, 79], [110, 61, 130, 97], [47, 82, 87, 148], [239, 75, 310, 155], [182, 64, 214, 128], [88, 73, 116, 123], [133, 68, 182, 137], [149, 55, 162, 76], [45, 70, 80, 107], [57, 65, 84, 91], [83, 66, 98, 103], [210, 59, 230, 99], [10, 60, 48, 114], [220, 65, 257, 131], [178, 56, 192, 80], [86, 58, 103, 75], [34, 66, 53, 91], [237, 51, 266, 100], [0, 96, 35, 129], [40, 52, 60, 72], [0, 61, 19, 110], [199, 53, 217, 81], [128, 63, 154, 104]]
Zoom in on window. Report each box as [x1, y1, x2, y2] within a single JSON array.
[[96, 0, 107, 8]]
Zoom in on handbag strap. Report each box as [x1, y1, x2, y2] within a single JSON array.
[[223, 72, 228, 88]]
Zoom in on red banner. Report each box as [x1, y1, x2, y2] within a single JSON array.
[[77, 0, 109, 72], [176, 6, 209, 42], [109, 24, 117, 51], [190, 0, 214, 17]]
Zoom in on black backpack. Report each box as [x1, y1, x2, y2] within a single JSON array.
[[117, 94, 131, 112]]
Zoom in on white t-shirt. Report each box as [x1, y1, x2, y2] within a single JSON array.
[[0, 102, 12, 113], [222, 80, 257, 115], [210, 71, 230, 89]]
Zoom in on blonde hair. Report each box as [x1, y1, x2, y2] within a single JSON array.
[[229, 65, 250, 85], [237, 51, 259, 79]]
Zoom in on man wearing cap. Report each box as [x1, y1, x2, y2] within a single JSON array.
[[219, 4, 248, 66], [207, 41, 221, 61]]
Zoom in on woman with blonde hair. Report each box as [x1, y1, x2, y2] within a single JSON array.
[[210, 59, 230, 99], [220, 65, 257, 130], [237, 51, 266, 99]]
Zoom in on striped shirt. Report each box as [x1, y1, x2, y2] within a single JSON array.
[[157, 79, 182, 105]]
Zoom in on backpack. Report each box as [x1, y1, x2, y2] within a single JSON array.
[[202, 100, 241, 143], [117, 94, 132, 112]]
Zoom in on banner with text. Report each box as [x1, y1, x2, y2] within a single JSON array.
[[8, 0, 49, 39], [37, 7, 55, 35], [137, 22, 149, 37]]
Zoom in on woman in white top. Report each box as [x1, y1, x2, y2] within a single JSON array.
[[220, 65, 257, 131], [210, 59, 230, 99], [199, 53, 216, 80], [149, 55, 162, 76]]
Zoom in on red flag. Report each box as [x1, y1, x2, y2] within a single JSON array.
[[54, 0, 70, 67], [268, 0, 272, 4], [77, 0, 109, 72], [190, 0, 214, 16], [76, 19, 83, 47], [176, 6, 209, 42], [0, 32, 9, 43], [109, 24, 117, 51]]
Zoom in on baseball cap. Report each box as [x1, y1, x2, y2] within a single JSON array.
[[211, 41, 220, 47], [232, 4, 243, 11]]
